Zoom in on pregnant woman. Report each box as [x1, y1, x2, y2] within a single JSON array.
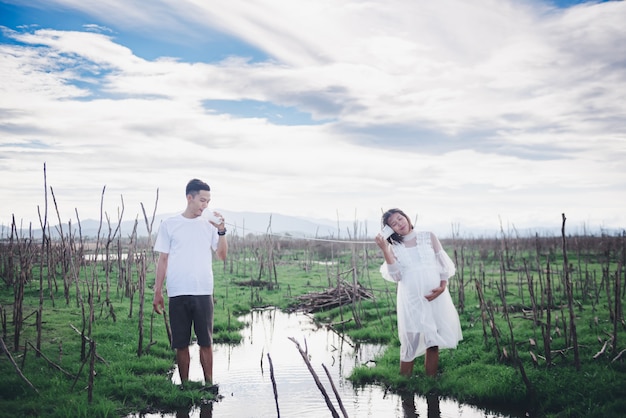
[[375, 208, 463, 377]]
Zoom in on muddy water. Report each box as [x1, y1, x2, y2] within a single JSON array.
[[133, 308, 524, 418]]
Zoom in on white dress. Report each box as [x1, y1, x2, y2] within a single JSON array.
[[380, 230, 463, 362]]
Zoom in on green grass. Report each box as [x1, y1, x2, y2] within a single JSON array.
[[1, 234, 625, 417]]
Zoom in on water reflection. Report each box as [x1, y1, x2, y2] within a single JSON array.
[[175, 403, 213, 418], [182, 308, 391, 417], [132, 308, 519, 418], [401, 392, 441, 418]]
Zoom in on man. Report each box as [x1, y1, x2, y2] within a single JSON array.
[[152, 178, 228, 388]]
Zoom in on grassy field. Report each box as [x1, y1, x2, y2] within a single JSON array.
[[0, 228, 624, 417]]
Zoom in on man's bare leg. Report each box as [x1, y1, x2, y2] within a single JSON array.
[[199, 345, 213, 385], [176, 347, 191, 382]]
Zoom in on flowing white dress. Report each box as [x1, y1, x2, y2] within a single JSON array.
[[380, 230, 463, 362]]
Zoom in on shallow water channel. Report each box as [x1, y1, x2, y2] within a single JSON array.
[[132, 308, 525, 418]]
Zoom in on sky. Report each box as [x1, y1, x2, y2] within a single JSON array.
[[1, 0, 625, 238]]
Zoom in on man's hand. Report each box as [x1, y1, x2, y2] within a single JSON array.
[[153, 291, 164, 314], [153, 253, 168, 314]]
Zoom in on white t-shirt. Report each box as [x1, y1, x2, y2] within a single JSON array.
[[154, 214, 219, 297]]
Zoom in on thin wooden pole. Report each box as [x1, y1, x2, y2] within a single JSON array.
[[288, 337, 340, 418], [0, 336, 38, 394], [267, 353, 280, 417], [322, 363, 348, 418]]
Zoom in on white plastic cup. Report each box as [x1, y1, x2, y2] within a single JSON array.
[[381, 225, 394, 239], [201, 210, 222, 224]]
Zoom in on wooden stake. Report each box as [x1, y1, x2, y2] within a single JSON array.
[[0, 336, 38, 394], [288, 337, 340, 418]]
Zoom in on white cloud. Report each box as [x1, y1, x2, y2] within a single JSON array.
[[1, 0, 625, 236]]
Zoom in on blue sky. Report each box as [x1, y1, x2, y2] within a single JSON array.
[[1, 0, 624, 237]]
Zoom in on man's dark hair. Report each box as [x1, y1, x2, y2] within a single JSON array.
[[185, 178, 211, 196]]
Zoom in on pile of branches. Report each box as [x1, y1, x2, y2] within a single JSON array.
[[294, 281, 374, 313]]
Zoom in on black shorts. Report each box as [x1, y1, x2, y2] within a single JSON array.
[[168, 295, 214, 349]]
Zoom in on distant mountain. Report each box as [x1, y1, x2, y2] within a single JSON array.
[[9, 210, 609, 241], [203, 209, 376, 239], [15, 210, 380, 241]]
